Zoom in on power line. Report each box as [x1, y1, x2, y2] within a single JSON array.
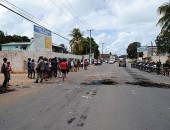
[[64, 0, 93, 29], [48, 0, 86, 30], [2, 0, 67, 35], [0, 0, 70, 41]]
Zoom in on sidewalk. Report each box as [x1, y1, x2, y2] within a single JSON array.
[[0, 66, 89, 88], [0, 73, 36, 87]]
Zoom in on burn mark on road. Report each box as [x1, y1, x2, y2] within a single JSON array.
[[126, 81, 170, 88], [81, 78, 117, 85], [67, 117, 76, 124], [77, 107, 90, 127]]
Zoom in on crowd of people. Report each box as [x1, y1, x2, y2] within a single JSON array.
[[0, 56, 89, 91], [26, 56, 89, 83]]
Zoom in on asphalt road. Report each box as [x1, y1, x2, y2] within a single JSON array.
[[0, 63, 170, 130]]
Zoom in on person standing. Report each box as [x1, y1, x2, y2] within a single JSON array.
[[1, 58, 8, 90], [34, 56, 45, 83], [84, 59, 88, 70], [27, 58, 32, 78], [53, 57, 58, 77], [6, 62, 12, 86], [74, 59, 78, 72], [156, 60, 162, 75], [59, 59, 68, 81], [70, 59, 74, 72], [163, 60, 170, 76], [31, 59, 36, 78]]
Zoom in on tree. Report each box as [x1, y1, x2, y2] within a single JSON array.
[[22, 36, 30, 42], [157, 2, 170, 32], [69, 28, 83, 54], [155, 30, 170, 54], [59, 44, 68, 53], [127, 42, 141, 59], [0, 30, 5, 44], [0, 30, 30, 44], [81, 37, 99, 59], [156, 2, 170, 54]]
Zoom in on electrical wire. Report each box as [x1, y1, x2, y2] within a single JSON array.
[[64, 0, 93, 29], [0, 1, 70, 41], [55, 0, 91, 29]]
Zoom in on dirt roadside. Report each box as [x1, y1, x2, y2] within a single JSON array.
[[0, 73, 63, 107]]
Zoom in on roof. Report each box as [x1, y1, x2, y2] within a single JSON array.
[[52, 43, 64, 48], [1, 42, 31, 46]]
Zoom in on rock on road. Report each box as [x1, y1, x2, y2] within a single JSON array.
[[0, 63, 170, 130]]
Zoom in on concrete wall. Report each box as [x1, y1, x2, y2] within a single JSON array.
[[0, 51, 88, 73], [151, 55, 169, 63]]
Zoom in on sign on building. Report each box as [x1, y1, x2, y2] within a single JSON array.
[[137, 46, 148, 52], [34, 25, 52, 51]]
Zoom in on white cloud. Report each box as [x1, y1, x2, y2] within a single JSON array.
[[0, 0, 164, 55]]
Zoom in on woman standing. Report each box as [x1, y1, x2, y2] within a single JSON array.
[[59, 59, 68, 81]]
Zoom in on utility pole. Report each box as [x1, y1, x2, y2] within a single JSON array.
[[151, 41, 153, 57], [101, 43, 106, 59], [87, 29, 94, 64]]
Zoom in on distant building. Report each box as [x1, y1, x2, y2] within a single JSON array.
[[142, 46, 157, 59], [52, 44, 64, 53], [99, 54, 111, 59], [0, 42, 32, 51], [0, 41, 64, 53]]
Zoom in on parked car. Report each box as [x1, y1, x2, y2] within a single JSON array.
[[108, 59, 115, 64], [94, 59, 102, 65], [119, 60, 126, 67]]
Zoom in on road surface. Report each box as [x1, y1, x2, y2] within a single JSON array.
[[0, 63, 170, 130]]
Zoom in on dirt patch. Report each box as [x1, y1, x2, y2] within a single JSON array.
[[81, 78, 117, 85], [126, 81, 170, 88]]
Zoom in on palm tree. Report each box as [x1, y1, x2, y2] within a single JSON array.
[[156, 2, 170, 54], [157, 2, 170, 32], [69, 28, 83, 54]]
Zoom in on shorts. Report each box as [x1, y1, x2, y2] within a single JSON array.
[[61, 69, 67, 74]]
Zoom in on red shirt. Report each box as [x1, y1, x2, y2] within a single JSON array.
[[59, 61, 68, 70]]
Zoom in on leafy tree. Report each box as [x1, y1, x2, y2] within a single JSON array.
[[12, 35, 23, 42], [0, 30, 5, 44], [81, 37, 99, 59], [0, 30, 30, 44], [157, 2, 170, 32], [22, 36, 30, 42], [126, 42, 141, 59], [69, 28, 83, 54], [155, 30, 170, 54], [59, 44, 68, 53], [69, 28, 99, 57], [156, 2, 170, 54]]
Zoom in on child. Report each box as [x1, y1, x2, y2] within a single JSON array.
[[6, 62, 12, 86]]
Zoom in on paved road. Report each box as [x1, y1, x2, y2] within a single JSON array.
[[0, 63, 170, 130]]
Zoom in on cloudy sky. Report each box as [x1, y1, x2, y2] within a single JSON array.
[[0, 0, 167, 55]]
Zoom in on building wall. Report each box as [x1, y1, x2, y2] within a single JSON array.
[[143, 47, 157, 58], [0, 51, 86, 73], [151, 55, 169, 63], [2, 45, 22, 51]]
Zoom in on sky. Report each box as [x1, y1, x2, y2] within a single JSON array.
[[0, 0, 167, 55]]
